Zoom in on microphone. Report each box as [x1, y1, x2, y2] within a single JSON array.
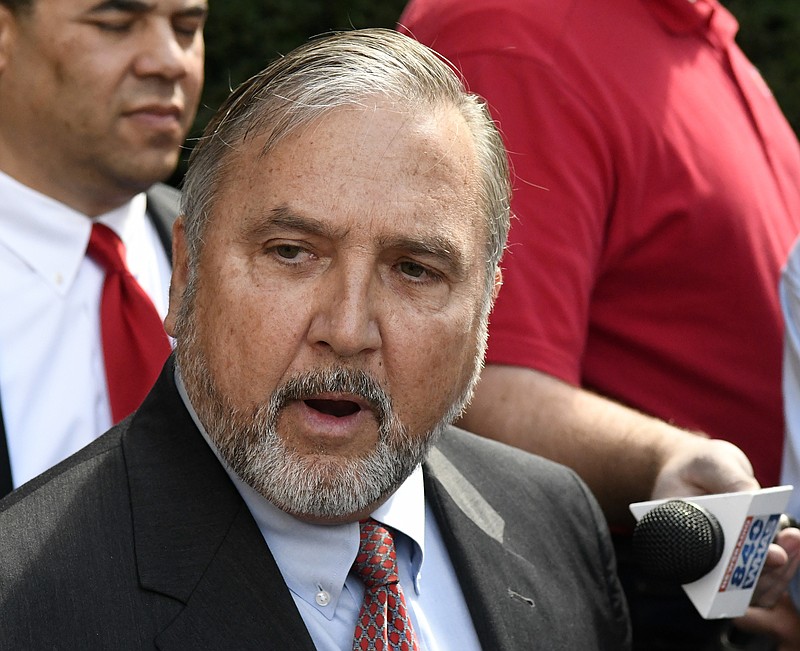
[[629, 486, 793, 619], [633, 500, 725, 585]]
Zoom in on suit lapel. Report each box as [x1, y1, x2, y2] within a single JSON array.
[[424, 433, 551, 650], [0, 397, 11, 498], [124, 360, 316, 650], [145, 184, 180, 262], [154, 505, 317, 651]]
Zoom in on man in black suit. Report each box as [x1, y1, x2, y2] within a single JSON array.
[[0, 0, 207, 495], [0, 29, 631, 649]]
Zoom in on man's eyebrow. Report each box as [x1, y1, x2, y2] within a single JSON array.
[[87, 0, 154, 14], [246, 206, 469, 276], [380, 234, 467, 277], [246, 206, 351, 241], [86, 0, 208, 16]]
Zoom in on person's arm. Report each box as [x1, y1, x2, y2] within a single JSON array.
[[458, 364, 758, 525], [462, 364, 800, 623]]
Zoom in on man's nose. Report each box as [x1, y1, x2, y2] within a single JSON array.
[[133, 20, 194, 81], [307, 269, 382, 358]]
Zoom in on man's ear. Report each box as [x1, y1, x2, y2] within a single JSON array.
[[492, 266, 503, 302], [164, 217, 189, 337], [0, 5, 19, 75]]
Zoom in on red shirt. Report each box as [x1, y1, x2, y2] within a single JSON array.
[[400, 0, 800, 486]]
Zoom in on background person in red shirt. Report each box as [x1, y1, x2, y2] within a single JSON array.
[[399, 0, 800, 648]]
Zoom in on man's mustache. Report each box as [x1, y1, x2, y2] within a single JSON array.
[[269, 367, 392, 427]]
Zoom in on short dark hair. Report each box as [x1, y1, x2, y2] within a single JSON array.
[[0, 0, 34, 12], [0, 0, 35, 15]]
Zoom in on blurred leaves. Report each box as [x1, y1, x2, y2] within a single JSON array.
[[725, 0, 800, 135]]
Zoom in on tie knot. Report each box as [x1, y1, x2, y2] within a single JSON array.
[[353, 519, 400, 589], [87, 223, 127, 274]]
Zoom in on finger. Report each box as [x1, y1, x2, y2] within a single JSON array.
[[734, 596, 800, 649], [752, 530, 800, 606]]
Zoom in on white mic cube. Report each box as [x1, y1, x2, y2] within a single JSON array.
[[630, 485, 793, 619]]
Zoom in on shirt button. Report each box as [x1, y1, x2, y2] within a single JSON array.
[[315, 589, 331, 607]]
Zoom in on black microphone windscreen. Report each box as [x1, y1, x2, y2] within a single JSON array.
[[633, 499, 725, 585]]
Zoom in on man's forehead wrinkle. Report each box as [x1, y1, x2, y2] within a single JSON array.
[[250, 113, 335, 163], [417, 111, 477, 183], [362, 105, 464, 179], [353, 106, 409, 174]]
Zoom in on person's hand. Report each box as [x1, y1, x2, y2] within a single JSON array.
[[727, 528, 800, 650], [652, 435, 758, 500], [734, 593, 800, 650], [751, 528, 800, 608]]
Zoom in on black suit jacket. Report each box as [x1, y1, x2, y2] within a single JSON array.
[[0, 184, 180, 497], [0, 360, 631, 649]]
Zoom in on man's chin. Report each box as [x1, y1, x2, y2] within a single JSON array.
[[241, 452, 397, 521], [112, 147, 181, 186], [260, 485, 384, 523]]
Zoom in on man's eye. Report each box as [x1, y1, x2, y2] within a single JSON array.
[[398, 260, 428, 279], [94, 20, 133, 33], [173, 18, 205, 38], [275, 244, 303, 260]]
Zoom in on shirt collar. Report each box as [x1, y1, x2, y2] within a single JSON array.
[[643, 0, 738, 45], [174, 369, 427, 620], [0, 170, 147, 296]]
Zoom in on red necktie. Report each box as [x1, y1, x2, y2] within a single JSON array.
[[352, 519, 419, 651], [86, 223, 171, 422]]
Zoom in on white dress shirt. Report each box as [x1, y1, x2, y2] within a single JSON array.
[[176, 371, 482, 650], [0, 170, 171, 487]]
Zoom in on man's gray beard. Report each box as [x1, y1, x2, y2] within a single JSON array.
[[173, 274, 489, 520]]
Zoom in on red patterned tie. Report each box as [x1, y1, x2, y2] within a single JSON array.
[[352, 519, 419, 651], [86, 223, 171, 422]]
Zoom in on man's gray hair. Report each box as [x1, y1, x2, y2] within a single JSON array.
[[181, 28, 511, 284]]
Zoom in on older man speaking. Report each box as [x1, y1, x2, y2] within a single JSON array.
[[0, 29, 631, 650]]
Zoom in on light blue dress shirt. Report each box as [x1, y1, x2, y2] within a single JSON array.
[[176, 372, 482, 650], [780, 238, 800, 609]]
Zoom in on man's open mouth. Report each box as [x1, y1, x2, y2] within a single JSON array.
[[304, 399, 362, 417]]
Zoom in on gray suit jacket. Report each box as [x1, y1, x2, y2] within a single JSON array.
[[0, 360, 631, 650], [0, 183, 180, 497]]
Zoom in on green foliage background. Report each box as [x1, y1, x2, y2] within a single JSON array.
[[725, 0, 799, 134], [175, 0, 800, 180]]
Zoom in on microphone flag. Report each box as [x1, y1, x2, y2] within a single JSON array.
[[630, 485, 793, 619]]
